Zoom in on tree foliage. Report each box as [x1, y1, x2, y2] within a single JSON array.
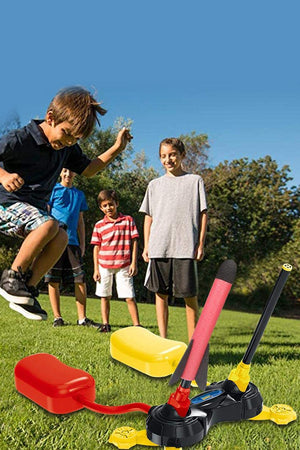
[[198, 156, 300, 311], [203, 156, 299, 264], [179, 131, 209, 173]]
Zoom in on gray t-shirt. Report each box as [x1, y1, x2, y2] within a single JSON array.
[[139, 173, 207, 258]]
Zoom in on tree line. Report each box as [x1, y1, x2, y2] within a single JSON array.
[[0, 120, 299, 315]]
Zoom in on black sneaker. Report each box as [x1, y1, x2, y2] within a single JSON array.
[[9, 298, 48, 321], [98, 323, 111, 333], [0, 268, 34, 305], [53, 317, 65, 327], [77, 317, 101, 328], [27, 285, 40, 298]]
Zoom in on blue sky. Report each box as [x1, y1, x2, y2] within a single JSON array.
[[0, 0, 299, 186]]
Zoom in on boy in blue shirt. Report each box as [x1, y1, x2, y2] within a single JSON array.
[[0, 86, 132, 320], [45, 168, 100, 328]]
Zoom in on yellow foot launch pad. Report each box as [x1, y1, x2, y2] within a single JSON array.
[[250, 404, 297, 425], [109, 426, 181, 450], [110, 326, 187, 377]]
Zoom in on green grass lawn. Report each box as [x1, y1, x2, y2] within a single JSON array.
[[0, 295, 299, 450]]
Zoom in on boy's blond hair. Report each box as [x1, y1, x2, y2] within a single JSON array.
[[47, 86, 107, 139]]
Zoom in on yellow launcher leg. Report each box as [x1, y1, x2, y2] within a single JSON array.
[[250, 404, 297, 425], [109, 426, 182, 449]]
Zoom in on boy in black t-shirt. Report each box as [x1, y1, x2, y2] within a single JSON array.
[[0, 86, 132, 320]]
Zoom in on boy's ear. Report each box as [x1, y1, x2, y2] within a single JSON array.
[[46, 110, 55, 126]]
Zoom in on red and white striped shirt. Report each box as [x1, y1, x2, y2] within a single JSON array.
[[90, 213, 139, 269]]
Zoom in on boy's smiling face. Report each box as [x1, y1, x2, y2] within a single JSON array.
[[159, 144, 185, 176], [60, 168, 76, 187], [100, 199, 119, 220], [42, 111, 81, 150], [47, 121, 80, 150]]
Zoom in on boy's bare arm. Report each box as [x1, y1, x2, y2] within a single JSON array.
[[142, 214, 153, 263], [77, 212, 86, 256], [93, 245, 101, 281], [81, 128, 132, 177], [129, 238, 138, 276], [195, 210, 208, 261], [0, 167, 24, 192]]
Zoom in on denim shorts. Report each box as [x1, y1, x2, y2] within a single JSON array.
[[0, 202, 55, 238]]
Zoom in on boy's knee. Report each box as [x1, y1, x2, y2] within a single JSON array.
[[42, 219, 60, 236]]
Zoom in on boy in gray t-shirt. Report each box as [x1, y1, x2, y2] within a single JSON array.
[[139, 137, 207, 341]]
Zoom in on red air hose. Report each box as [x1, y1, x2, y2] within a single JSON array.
[[75, 395, 151, 414]]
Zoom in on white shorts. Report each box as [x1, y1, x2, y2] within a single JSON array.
[[95, 265, 135, 298]]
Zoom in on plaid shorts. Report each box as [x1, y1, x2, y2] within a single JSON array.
[[0, 202, 55, 238]]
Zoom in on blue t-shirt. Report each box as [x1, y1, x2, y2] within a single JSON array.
[[48, 183, 88, 246]]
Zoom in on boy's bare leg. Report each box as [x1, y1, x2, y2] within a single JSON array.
[[11, 220, 61, 273], [125, 297, 140, 326], [184, 296, 199, 341], [155, 292, 169, 338], [27, 228, 68, 287], [48, 282, 62, 318], [101, 296, 111, 324], [75, 282, 87, 321]]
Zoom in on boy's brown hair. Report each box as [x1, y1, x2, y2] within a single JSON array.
[[159, 137, 185, 155], [47, 86, 107, 139], [97, 189, 119, 206]]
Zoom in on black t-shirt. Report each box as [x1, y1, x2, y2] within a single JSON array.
[[0, 120, 91, 210]]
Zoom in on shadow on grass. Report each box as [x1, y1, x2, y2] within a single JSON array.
[[208, 348, 299, 366], [111, 323, 158, 330]]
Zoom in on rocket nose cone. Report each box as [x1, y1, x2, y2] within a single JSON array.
[[215, 260, 237, 284]]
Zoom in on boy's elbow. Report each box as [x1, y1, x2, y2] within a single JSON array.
[[83, 159, 106, 178]]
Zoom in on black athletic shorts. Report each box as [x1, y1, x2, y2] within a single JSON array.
[[44, 245, 86, 284], [144, 258, 198, 298]]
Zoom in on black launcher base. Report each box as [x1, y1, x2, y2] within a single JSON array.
[[146, 380, 263, 448]]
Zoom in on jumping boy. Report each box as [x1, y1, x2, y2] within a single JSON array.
[[45, 168, 100, 328], [91, 189, 140, 332], [140, 138, 208, 340], [0, 86, 132, 320]]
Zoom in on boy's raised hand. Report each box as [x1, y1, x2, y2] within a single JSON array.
[[114, 127, 133, 152], [0, 171, 24, 192]]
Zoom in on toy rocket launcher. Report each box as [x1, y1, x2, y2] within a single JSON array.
[[146, 263, 296, 449], [146, 259, 237, 447], [14, 261, 296, 450]]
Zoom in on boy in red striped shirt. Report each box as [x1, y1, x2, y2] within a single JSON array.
[[91, 189, 141, 332]]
